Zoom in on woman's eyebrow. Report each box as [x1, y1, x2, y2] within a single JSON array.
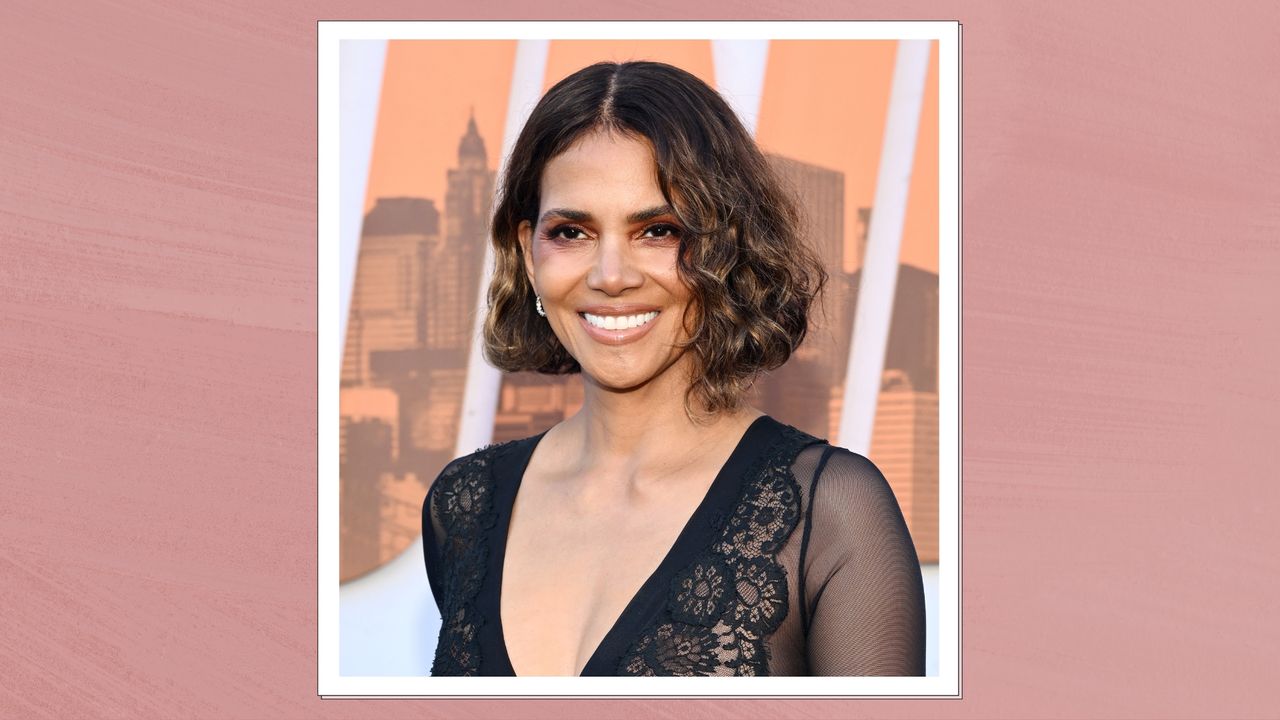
[[539, 208, 591, 224], [626, 205, 676, 223], [538, 205, 675, 225]]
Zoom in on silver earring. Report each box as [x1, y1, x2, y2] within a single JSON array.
[[535, 295, 546, 317]]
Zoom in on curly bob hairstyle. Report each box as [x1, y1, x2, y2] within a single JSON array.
[[484, 60, 828, 420]]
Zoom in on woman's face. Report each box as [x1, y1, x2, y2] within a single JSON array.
[[519, 129, 695, 395]]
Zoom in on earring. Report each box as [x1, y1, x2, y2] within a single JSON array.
[[535, 295, 546, 317]]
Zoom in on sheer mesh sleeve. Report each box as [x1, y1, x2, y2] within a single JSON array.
[[794, 445, 926, 676]]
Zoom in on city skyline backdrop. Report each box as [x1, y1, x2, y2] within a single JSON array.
[[360, 40, 939, 276], [340, 98, 939, 582]]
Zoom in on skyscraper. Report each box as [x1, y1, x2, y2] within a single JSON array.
[[757, 154, 847, 438], [340, 417, 393, 579], [432, 112, 495, 352], [845, 264, 939, 395], [341, 197, 439, 387], [825, 266, 941, 564], [494, 372, 586, 443], [766, 153, 846, 279], [339, 115, 498, 581]]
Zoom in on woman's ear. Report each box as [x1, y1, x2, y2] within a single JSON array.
[[518, 220, 535, 288]]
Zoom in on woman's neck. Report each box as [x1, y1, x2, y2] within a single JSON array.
[[556, 367, 763, 485]]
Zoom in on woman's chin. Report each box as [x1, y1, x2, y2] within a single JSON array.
[[573, 346, 690, 396], [584, 375, 650, 394], [579, 365, 662, 395]]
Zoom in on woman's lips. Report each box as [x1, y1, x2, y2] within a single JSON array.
[[576, 311, 660, 346]]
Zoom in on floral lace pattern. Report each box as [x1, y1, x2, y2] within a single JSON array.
[[618, 424, 820, 676], [428, 442, 510, 676], [427, 421, 822, 677], [670, 560, 733, 625]]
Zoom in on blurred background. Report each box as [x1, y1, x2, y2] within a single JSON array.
[[336, 38, 941, 676]]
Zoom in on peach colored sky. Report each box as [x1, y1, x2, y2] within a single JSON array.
[[362, 41, 516, 216], [363, 40, 937, 275], [543, 40, 715, 92], [757, 40, 938, 274]]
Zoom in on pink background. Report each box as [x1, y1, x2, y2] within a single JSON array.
[[1, 2, 1277, 719]]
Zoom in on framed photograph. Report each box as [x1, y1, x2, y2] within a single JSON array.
[[319, 20, 960, 697]]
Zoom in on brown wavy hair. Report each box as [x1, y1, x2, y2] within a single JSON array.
[[484, 60, 827, 421]]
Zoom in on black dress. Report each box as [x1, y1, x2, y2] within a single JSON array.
[[421, 414, 926, 676]]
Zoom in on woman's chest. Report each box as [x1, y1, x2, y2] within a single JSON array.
[[498, 478, 716, 675]]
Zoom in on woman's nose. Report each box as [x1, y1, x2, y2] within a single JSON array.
[[586, 236, 644, 295]]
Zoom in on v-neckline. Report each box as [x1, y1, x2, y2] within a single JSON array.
[[486, 414, 779, 677]]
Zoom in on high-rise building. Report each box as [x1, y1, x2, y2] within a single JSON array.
[[340, 115, 499, 582], [432, 112, 495, 351], [340, 417, 393, 579], [341, 197, 440, 387], [340, 386, 399, 463], [766, 154, 846, 277], [347, 117, 498, 470], [844, 264, 940, 394], [411, 367, 467, 454], [854, 207, 872, 271], [379, 470, 426, 564], [757, 154, 846, 438], [493, 373, 585, 443]]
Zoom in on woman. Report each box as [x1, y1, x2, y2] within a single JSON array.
[[423, 60, 925, 677]]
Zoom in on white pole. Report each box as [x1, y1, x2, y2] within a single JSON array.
[[337, 39, 387, 360], [837, 40, 931, 455], [711, 40, 770, 138], [454, 40, 550, 460]]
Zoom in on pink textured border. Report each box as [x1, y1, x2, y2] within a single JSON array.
[[2, 2, 1278, 718]]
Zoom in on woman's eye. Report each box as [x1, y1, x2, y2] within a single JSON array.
[[549, 226, 587, 241], [643, 224, 681, 240]]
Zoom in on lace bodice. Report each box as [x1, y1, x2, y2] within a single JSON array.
[[422, 415, 925, 676]]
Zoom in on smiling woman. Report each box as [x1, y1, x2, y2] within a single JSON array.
[[422, 61, 925, 677], [517, 130, 695, 396]]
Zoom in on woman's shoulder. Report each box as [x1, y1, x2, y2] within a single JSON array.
[[788, 441, 918, 568], [793, 441, 887, 479], [422, 434, 537, 527], [790, 441, 903, 517], [742, 417, 902, 520], [436, 435, 528, 480]]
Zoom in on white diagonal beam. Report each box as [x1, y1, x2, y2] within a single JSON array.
[[712, 39, 770, 138], [455, 40, 550, 459], [838, 39, 932, 455], [337, 39, 387, 360]]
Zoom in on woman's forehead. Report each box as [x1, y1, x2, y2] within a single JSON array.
[[538, 131, 665, 212]]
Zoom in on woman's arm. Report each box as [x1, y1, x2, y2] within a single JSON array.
[[798, 446, 926, 676]]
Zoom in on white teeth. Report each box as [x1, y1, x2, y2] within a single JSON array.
[[583, 311, 659, 331]]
